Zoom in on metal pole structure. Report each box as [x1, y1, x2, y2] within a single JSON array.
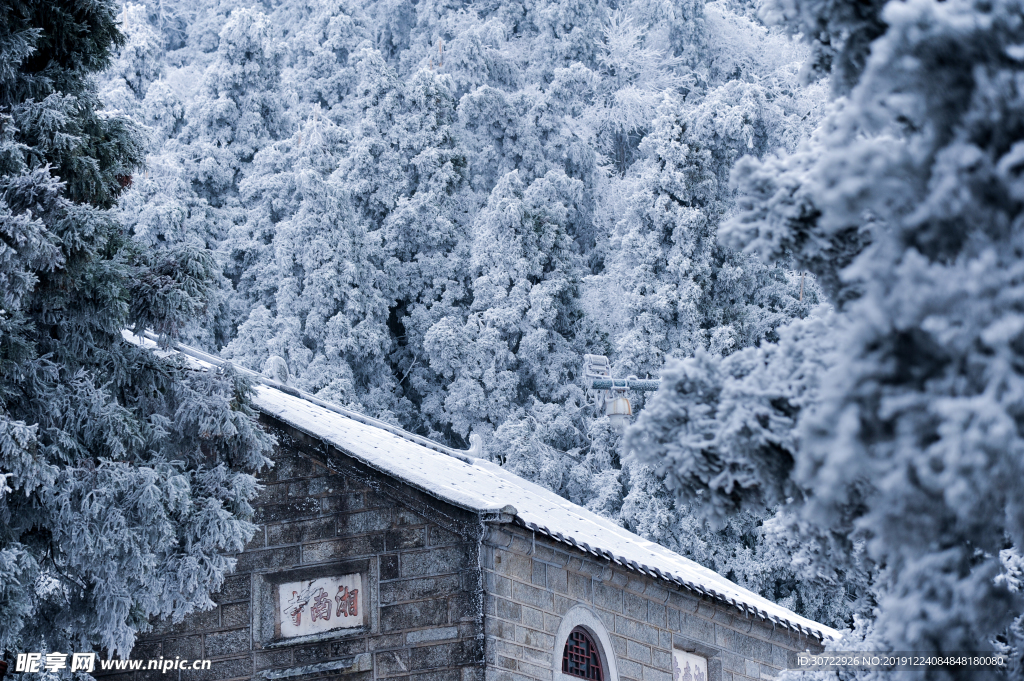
[[582, 354, 660, 428], [585, 377, 662, 391]]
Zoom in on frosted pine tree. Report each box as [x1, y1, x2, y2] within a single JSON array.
[[636, 0, 1024, 668], [601, 88, 807, 378], [0, 0, 273, 661], [423, 169, 589, 442]]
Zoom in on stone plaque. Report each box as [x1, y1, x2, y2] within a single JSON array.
[[277, 574, 363, 638], [672, 650, 707, 681]]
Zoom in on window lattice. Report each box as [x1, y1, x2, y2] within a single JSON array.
[[562, 627, 603, 680]]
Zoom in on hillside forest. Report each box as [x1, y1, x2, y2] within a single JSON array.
[[2, 0, 1023, 676]]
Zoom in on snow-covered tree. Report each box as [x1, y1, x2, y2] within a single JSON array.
[[423, 169, 589, 439], [0, 0, 273, 660], [636, 0, 1024, 668], [599, 88, 808, 378]]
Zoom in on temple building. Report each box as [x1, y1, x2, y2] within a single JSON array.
[[111, 336, 838, 681]]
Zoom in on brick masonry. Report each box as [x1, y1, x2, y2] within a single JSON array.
[[97, 413, 824, 681], [480, 522, 824, 681], [99, 419, 486, 681]]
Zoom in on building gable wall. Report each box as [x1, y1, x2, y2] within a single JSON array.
[[104, 420, 486, 681], [481, 523, 823, 681]]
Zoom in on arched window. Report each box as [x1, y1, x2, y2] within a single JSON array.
[[562, 627, 603, 680]]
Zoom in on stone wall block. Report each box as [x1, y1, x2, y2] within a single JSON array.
[[374, 649, 410, 677], [642, 666, 671, 681], [380, 599, 448, 631], [449, 592, 480, 622], [386, 527, 427, 551], [336, 509, 392, 536], [266, 518, 335, 546], [514, 626, 554, 652], [233, 546, 299, 573], [494, 638, 521, 659], [486, 571, 512, 599], [595, 607, 615, 632], [509, 534, 532, 556], [292, 643, 330, 664], [611, 634, 629, 657], [553, 595, 580, 616], [253, 482, 288, 506], [430, 525, 462, 547], [401, 545, 474, 578], [624, 592, 647, 620], [253, 499, 321, 525], [643, 583, 668, 603], [302, 534, 385, 563], [204, 628, 250, 658], [245, 527, 266, 551], [381, 574, 461, 605], [254, 650, 291, 671], [595, 582, 622, 613], [369, 633, 405, 651], [408, 639, 482, 670], [306, 475, 342, 497], [721, 651, 747, 674], [678, 612, 715, 645], [163, 636, 203, 660], [319, 492, 366, 514], [512, 581, 553, 611], [461, 568, 483, 593], [406, 625, 459, 645], [648, 601, 667, 629], [515, 658, 551, 680], [220, 602, 249, 629], [330, 638, 367, 657], [566, 571, 592, 602], [616, 616, 660, 647], [531, 544, 563, 566], [624, 573, 647, 594], [626, 639, 652, 664], [531, 560, 546, 587], [652, 647, 671, 671], [268, 454, 316, 482], [380, 553, 400, 580], [485, 617, 517, 641], [618, 657, 643, 681], [667, 591, 700, 613], [546, 567, 568, 594], [521, 605, 543, 630], [211, 575, 250, 604]]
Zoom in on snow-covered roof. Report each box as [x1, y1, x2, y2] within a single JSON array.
[[124, 331, 841, 643]]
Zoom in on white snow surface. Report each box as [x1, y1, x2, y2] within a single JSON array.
[[255, 383, 839, 642], [122, 331, 840, 641]]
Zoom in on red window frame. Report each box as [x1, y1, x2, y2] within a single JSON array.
[[562, 627, 603, 680]]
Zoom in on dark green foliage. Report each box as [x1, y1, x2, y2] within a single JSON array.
[[0, 0, 273, 660]]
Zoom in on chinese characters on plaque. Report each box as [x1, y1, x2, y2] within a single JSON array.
[[672, 650, 708, 681], [278, 574, 363, 638]]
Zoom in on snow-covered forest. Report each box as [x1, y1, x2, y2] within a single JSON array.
[[2, 0, 1024, 676]]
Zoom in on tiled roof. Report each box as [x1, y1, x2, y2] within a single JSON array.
[[125, 331, 841, 643]]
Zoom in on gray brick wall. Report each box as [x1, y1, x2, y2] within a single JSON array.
[[480, 523, 823, 681], [101, 422, 486, 681], [96, 413, 826, 681]]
